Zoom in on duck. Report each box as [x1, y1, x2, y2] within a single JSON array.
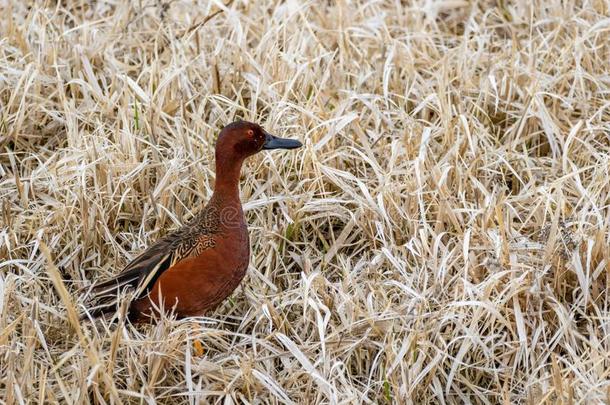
[[84, 120, 302, 322]]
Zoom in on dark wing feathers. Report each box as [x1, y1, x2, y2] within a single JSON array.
[[84, 227, 203, 319], [82, 204, 221, 320], [92, 235, 175, 293]]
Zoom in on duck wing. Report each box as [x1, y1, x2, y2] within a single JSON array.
[[83, 216, 217, 319]]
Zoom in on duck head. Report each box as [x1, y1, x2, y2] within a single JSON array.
[[213, 120, 302, 196], [216, 120, 302, 161]]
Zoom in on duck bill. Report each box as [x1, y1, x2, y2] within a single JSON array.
[[262, 132, 302, 150]]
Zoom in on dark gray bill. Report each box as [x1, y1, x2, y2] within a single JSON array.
[[262, 132, 302, 150]]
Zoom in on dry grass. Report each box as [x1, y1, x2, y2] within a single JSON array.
[[1, 0, 610, 403]]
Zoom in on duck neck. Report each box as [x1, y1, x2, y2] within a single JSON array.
[[212, 154, 243, 203]]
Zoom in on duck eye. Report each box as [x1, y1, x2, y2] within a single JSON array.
[[247, 130, 254, 138]]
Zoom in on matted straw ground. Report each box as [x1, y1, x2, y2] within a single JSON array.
[[1, 0, 610, 403]]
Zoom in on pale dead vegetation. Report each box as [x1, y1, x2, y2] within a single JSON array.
[[1, 0, 610, 403]]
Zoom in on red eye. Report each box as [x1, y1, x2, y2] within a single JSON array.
[[247, 130, 254, 138]]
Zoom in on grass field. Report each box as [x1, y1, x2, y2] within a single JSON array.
[[2, 0, 610, 403]]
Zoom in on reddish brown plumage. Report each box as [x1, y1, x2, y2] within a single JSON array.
[[84, 121, 301, 322]]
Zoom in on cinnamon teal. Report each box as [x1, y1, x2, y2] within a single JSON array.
[[84, 120, 302, 322]]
